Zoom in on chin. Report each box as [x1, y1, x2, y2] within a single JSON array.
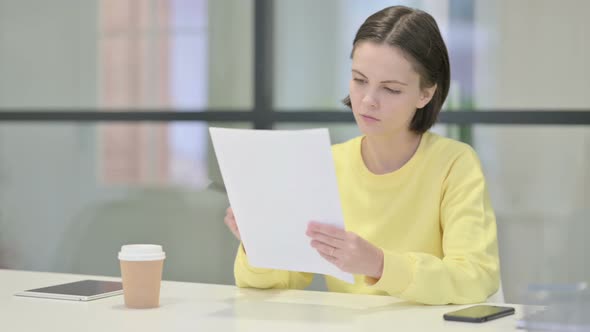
[[357, 123, 408, 138], [357, 124, 386, 137]]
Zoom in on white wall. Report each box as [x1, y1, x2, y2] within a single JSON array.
[[207, 0, 253, 109], [0, 0, 238, 285], [0, 0, 100, 270], [474, 0, 590, 302], [0, 0, 97, 108], [474, 0, 590, 109]]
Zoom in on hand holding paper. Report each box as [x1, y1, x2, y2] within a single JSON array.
[[306, 222, 384, 279], [210, 127, 354, 283]]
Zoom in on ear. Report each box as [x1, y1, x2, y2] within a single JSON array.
[[416, 84, 437, 109]]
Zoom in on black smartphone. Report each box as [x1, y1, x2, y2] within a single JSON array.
[[443, 305, 515, 323]]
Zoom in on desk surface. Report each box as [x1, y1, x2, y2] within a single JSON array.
[[2, 269, 525, 331]]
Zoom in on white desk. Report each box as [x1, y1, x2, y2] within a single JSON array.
[[2, 269, 525, 331]]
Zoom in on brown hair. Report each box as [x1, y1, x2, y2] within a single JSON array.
[[343, 6, 450, 133]]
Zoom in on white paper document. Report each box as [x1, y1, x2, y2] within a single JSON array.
[[209, 127, 354, 283]]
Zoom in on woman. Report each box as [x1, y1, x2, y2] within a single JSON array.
[[224, 5, 499, 305]]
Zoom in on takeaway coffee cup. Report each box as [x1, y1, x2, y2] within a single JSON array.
[[118, 244, 166, 309]]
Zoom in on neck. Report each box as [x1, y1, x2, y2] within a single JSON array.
[[361, 130, 422, 175]]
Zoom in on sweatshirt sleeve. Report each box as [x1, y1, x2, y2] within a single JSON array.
[[234, 244, 314, 290], [365, 148, 500, 305]]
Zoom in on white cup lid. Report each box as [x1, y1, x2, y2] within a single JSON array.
[[118, 244, 166, 261]]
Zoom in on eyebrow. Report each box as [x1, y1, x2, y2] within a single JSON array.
[[352, 69, 408, 86]]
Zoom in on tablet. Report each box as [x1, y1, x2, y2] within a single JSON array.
[[14, 279, 123, 301]]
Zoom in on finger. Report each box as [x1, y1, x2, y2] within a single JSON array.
[[310, 240, 339, 258], [227, 207, 234, 218], [225, 220, 240, 240], [307, 221, 346, 239], [318, 251, 339, 262], [224, 216, 239, 233], [223, 216, 234, 228], [319, 251, 345, 270], [226, 222, 237, 234], [307, 231, 345, 249], [318, 251, 344, 269]]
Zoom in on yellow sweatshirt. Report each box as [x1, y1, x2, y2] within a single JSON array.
[[234, 131, 500, 305]]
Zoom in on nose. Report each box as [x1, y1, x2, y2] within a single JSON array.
[[361, 92, 378, 109]]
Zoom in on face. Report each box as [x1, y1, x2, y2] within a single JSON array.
[[349, 42, 436, 137]]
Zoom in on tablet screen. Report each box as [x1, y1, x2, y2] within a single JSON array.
[[16, 279, 123, 301]]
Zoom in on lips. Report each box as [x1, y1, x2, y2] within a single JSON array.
[[360, 114, 380, 121]]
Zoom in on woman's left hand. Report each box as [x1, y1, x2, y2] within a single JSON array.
[[306, 221, 384, 279]]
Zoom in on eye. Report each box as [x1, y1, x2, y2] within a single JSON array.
[[353, 78, 367, 84], [384, 87, 401, 94]]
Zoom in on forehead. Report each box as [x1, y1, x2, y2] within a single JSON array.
[[351, 42, 418, 83]]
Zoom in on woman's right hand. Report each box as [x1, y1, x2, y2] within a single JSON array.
[[224, 207, 241, 241]]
